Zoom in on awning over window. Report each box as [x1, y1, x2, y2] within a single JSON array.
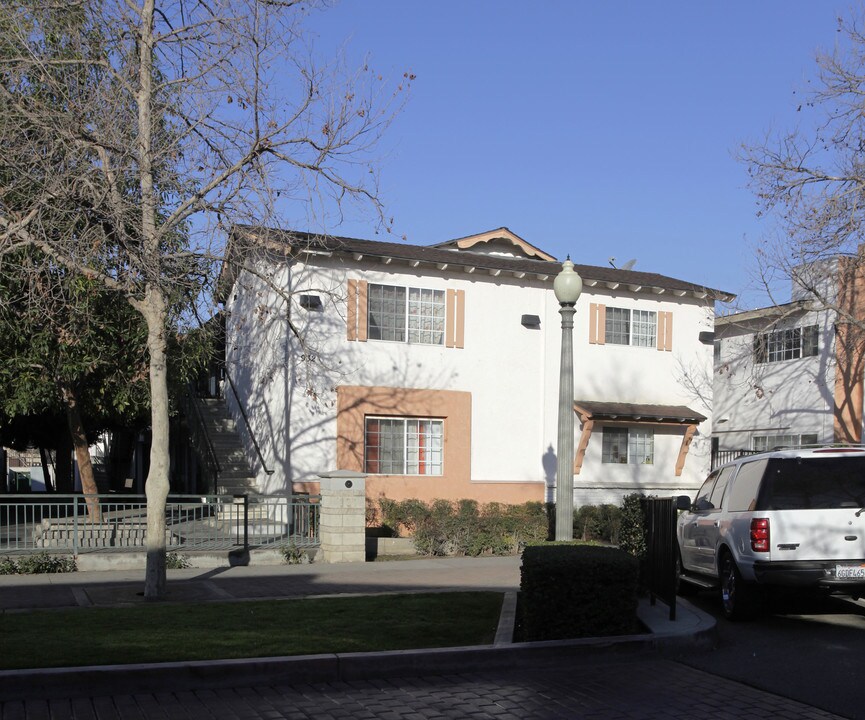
[[573, 401, 707, 425], [571, 401, 705, 477]]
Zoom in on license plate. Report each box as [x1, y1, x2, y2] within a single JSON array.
[[836, 564, 865, 579]]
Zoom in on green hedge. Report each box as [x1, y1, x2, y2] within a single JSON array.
[[374, 498, 549, 556], [520, 543, 640, 641]]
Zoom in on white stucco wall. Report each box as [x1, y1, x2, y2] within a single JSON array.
[[713, 307, 836, 451], [224, 250, 717, 506]]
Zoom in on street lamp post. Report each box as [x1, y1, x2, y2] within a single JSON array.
[[553, 258, 582, 541]]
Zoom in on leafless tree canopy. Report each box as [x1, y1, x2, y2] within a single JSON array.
[[742, 12, 865, 320], [0, 0, 410, 597]]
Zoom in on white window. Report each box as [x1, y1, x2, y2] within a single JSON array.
[[605, 307, 657, 347], [752, 433, 818, 452], [365, 417, 443, 475], [368, 284, 446, 345], [602, 427, 654, 464], [754, 325, 819, 364]]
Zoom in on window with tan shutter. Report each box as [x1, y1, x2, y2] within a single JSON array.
[[347, 280, 464, 348], [589, 303, 672, 351]]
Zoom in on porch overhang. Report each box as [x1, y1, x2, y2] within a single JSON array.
[[571, 401, 707, 477]]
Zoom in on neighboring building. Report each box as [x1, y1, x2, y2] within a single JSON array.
[[220, 226, 731, 507], [713, 255, 865, 458]]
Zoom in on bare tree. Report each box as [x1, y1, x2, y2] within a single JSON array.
[[740, 11, 865, 444], [742, 12, 865, 318], [0, 0, 410, 598]]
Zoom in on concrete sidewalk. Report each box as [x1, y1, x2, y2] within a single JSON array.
[[0, 555, 526, 611], [0, 555, 717, 702]]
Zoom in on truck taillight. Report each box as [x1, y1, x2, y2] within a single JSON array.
[[751, 518, 770, 552]]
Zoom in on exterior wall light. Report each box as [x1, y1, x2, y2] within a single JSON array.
[[299, 294, 323, 310]]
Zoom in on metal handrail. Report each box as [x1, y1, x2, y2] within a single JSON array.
[[223, 366, 274, 475], [184, 385, 221, 480]]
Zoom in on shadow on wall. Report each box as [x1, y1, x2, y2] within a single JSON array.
[[226, 256, 464, 494]]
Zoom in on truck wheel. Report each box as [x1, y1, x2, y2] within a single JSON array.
[[720, 552, 760, 620]]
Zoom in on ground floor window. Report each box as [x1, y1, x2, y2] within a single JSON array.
[[365, 417, 443, 475], [602, 427, 654, 464], [752, 433, 818, 452]]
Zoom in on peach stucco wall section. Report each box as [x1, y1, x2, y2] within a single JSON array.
[[835, 257, 865, 443], [331, 385, 544, 504]]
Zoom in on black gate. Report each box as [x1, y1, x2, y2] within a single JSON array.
[[643, 496, 678, 621]]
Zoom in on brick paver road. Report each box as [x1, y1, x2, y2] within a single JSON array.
[[0, 657, 842, 719]]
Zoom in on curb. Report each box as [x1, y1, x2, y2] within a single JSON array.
[[0, 598, 717, 702]]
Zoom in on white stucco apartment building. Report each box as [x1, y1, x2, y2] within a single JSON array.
[[220, 227, 732, 507], [713, 255, 865, 455]]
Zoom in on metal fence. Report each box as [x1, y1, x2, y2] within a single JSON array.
[[642, 496, 679, 621], [711, 448, 759, 469], [0, 494, 319, 555]]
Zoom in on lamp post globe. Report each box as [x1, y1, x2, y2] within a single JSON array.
[[554, 258, 583, 306], [554, 257, 582, 541]]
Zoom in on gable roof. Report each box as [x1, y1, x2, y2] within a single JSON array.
[[715, 300, 812, 328], [431, 227, 557, 261], [225, 225, 735, 302]]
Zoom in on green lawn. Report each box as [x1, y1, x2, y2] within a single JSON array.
[[0, 592, 503, 670]]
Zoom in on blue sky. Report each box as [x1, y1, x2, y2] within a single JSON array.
[[303, 2, 849, 311]]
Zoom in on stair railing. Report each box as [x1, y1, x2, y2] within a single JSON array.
[[183, 385, 221, 492], [223, 367, 274, 475]]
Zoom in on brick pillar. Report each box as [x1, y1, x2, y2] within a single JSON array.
[[318, 470, 366, 563]]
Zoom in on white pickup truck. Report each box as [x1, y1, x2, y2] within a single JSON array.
[[676, 447, 865, 619]]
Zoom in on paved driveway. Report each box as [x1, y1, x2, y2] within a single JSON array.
[[678, 587, 865, 718], [0, 657, 843, 719]]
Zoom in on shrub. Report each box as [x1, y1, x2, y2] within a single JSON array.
[[618, 493, 648, 558], [383, 499, 548, 556], [520, 543, 640, 641], [377, 498, 429, 537], [281, 545, 311, 565], [574, 503, 622, 543], [0, 552, 77, 575], [165, 552, 191, 570]]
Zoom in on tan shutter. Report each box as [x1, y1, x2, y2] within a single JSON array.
[[346, 280, 358, 341], [657, 311, 673, 352], [357, 280, 368, 342], [455, 289, 465, 349], [589, 303, 606, 344], [446, 289, 465, 349]]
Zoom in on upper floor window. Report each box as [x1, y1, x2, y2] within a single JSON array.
[[754, 325, 818, 364], [601, 427, 654, 464], [589, 303, 678, 351], [368, 284, 445, 345], [604, 308, 657, 348], [365, 416, 443, 475]]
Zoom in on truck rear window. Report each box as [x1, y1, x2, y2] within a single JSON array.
[[756, 457, 865, 510]]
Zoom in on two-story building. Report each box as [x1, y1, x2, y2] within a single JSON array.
[[713, 254, 865, 458], [220, 226, 732, 507]]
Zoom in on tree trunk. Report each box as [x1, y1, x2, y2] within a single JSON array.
[[55, 431, 73, 493], [59, 382, 101, 521], [39, 447, 54, 493], [134, 0, 172, 601], [141, 287, 171, 600]]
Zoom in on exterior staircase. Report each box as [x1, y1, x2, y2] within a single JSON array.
[[191, 397, 258, 496]]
